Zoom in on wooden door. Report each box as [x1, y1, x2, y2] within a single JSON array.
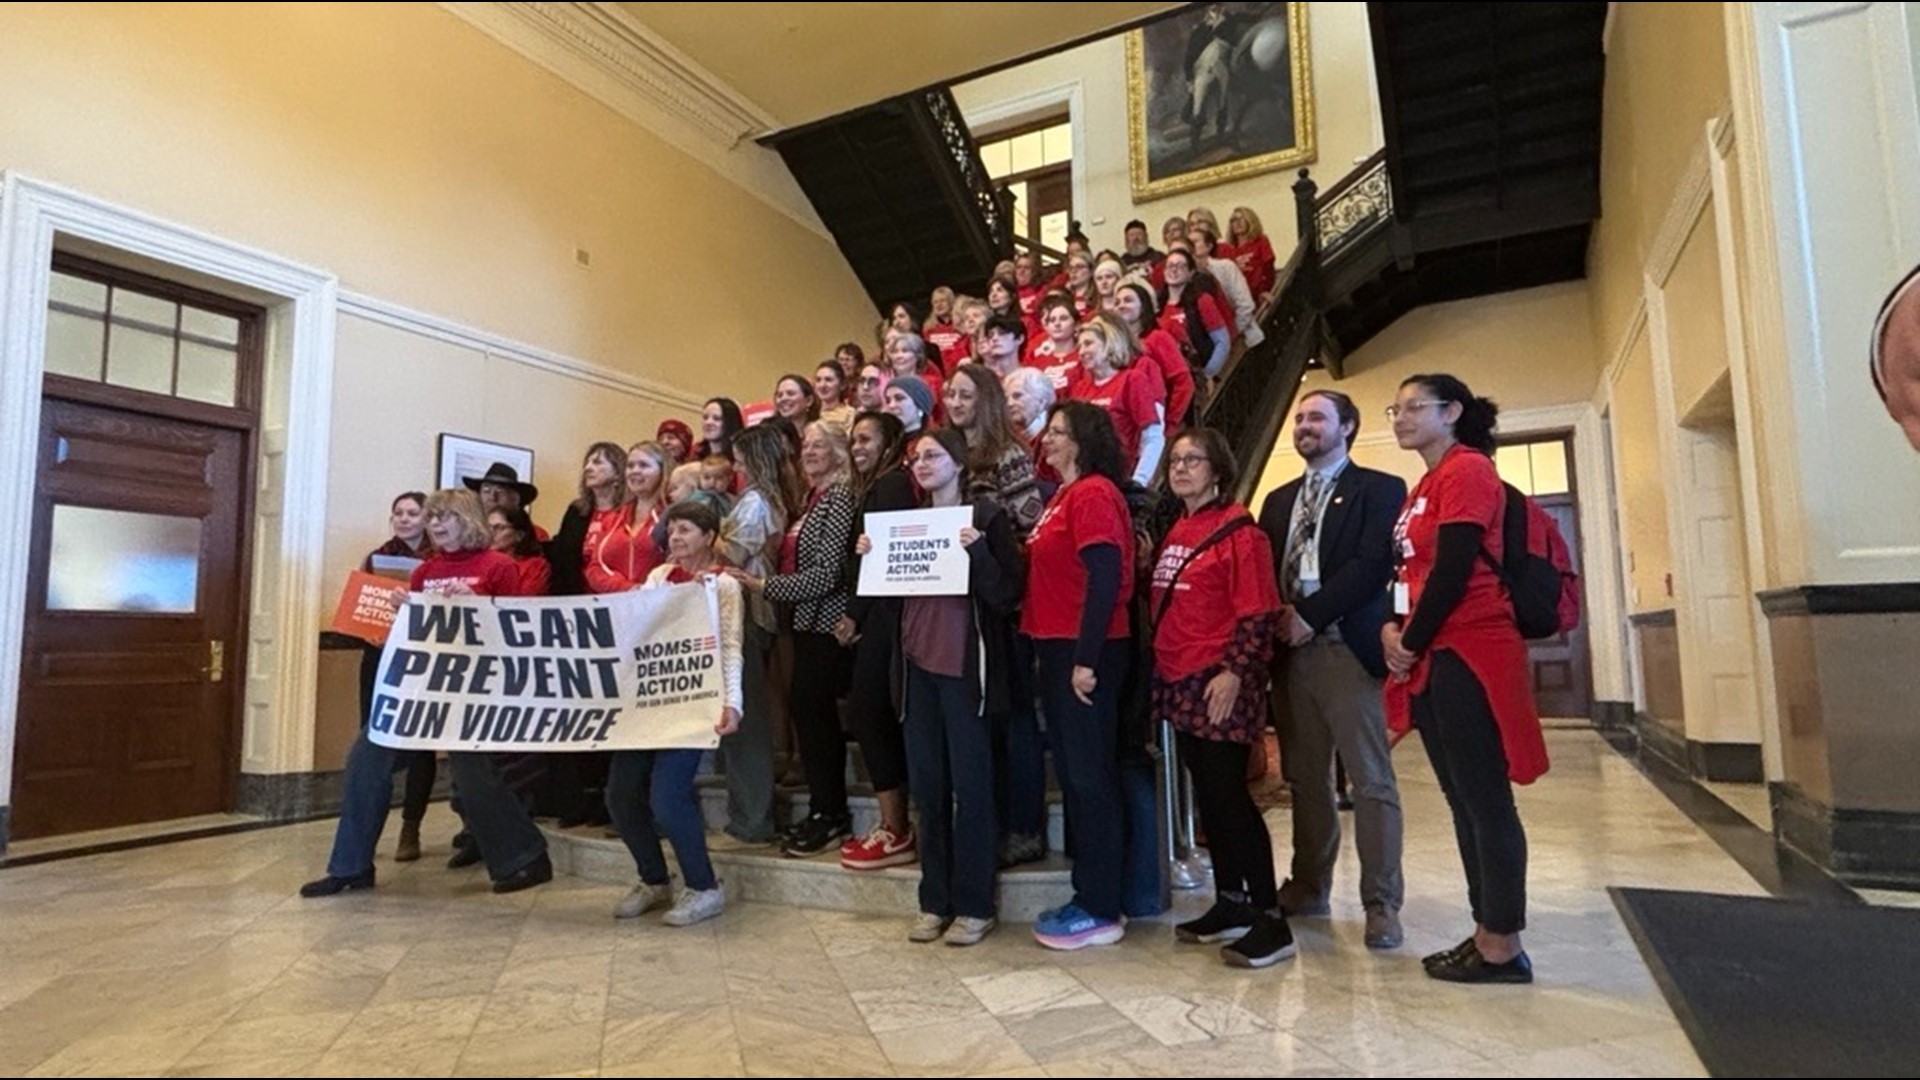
[[1529, 496, 1593, 718], [12, 398, 249, 837]]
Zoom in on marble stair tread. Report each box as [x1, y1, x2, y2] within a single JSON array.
[[543, 826, 1076, 921]]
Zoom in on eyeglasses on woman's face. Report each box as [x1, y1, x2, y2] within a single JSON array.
[[1166, 452, 1210, 471], [1384, 399, 1443, 420]]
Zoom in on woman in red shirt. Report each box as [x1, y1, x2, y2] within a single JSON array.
[[1158, 249, 1232, 380], [1382, 373, 1546, 985], [1063, 251, 1099, 320], [1150, 429, 1289, 967], [583, 442, 666, 594], [1113, 283, 1197, 432], [923, 286, 971, 373], [1228, 206, 1278, 301], [987, 273, 1024, 331], [1023, 295, 1081, 394], [488, 506, 551, 597], [358, 491, 435, 863], [303, 489, 551, 899], [1068, 313, 1166, 485], [1022, 401, 1135, 951]]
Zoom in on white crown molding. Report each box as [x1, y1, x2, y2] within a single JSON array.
[[337, 291, 705, 413], [438, 2, 828, 238], [1644, 132, 1717, 290]]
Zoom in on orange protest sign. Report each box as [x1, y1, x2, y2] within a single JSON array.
[[329, 571, 410, 645]]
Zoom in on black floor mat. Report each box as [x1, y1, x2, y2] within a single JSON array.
[[1612, 887, 1920, 1078]]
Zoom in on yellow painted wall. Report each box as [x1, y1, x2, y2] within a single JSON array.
[[0, 2, 883, 769], [1612, 330, 1674, 613], [1664, 210, 1732, 420], [0, 2, 874, 398], [1588, 2, 1731, 361], [1255, 282, 1600, 497], [952, 0, 1380, 262]]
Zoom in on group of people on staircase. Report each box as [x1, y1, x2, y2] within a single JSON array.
[[303, 212, 1547, 984]]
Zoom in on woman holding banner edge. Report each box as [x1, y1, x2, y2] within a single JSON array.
[[607, 498, 744, 927], [303, 489, 553, 899]]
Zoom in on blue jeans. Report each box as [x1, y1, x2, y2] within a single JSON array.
[[605, 749, 715, 892], [1032, 637, 1129, 921], [328, 732, 546, 881], [904, 663, 998, 920], [996, 633, 1048, 840]]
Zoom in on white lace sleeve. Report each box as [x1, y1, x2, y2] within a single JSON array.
[[714, 574, 745, 713]]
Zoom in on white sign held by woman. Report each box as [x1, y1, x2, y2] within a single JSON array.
[[856, 506, 974, 596]]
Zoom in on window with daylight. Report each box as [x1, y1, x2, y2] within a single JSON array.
[[978, 116, 1073, 253]]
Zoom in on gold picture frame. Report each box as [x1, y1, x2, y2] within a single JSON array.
[[1127, 2, 1316, 201]]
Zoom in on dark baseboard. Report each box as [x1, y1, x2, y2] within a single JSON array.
[[1773, 782, 1920, 891], [0, 805, 9, 859], [234, 770, 348, 819], [1591, 700, 1634, 731], [1634, 712, 1691, 776], [1687, 740, 1765, 784]]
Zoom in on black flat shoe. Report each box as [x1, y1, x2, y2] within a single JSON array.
[[446, 843, 484, 870], [1423, 935, 1478, 969], [1426, 946, 1533, 984], [492, 854, 553, 894], [300, 869, 375, 898]]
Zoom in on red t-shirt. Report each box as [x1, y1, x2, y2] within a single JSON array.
[[410, 548, 522, 597], [1384, 444, 1548, 784], [584, 503, 664, 594], [1233, 235, 1277, 299], [1020, 475, 1135, 641], [1017, 285, 1044, 323], [513, 553, 552, 597], [1139, 327, 1196, 428], [1067, 363, 1165, 473], [1023, 338, 1080, 394], [1158, 291, 1228, 350], [1150, 503, 1280, 681], [924, 322, 971, 372]]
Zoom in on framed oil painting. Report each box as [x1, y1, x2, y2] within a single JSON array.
[[1127, 2, 1316, 200]]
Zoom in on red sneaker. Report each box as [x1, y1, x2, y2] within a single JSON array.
[[839, 825, 918, 871]]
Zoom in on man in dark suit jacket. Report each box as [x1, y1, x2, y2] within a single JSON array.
[[1258, 388, 1408, 950]]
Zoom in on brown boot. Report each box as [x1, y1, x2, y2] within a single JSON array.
[[394, 819, 423, 862]]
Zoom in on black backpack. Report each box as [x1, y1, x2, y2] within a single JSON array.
[[1481, 482, 1570, 641]]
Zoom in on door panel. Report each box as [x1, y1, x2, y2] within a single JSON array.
[[12, 398, 247, 838]]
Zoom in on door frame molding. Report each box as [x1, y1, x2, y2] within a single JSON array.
[[0, 172, 339, 829]]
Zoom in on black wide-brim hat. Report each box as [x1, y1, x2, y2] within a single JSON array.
[[463, 462, 539, 505]]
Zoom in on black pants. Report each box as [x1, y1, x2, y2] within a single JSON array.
[[1178, 733, 1276, 910], [357, 642, 436, 823], [791, 631, 850, 820], [904, 663, 998, 919], [1414, 649, 1528, 934], [847, 614, 909, 794]]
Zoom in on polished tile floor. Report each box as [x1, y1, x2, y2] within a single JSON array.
[[0, 729, 1772, 1077]]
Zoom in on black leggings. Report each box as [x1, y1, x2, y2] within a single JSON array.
[[1414, 649, 1528, 934], [791, 631, 851, 820], [847, 616, 909, 793], [1178, 733, 1276, 910], [358, 643, 436, 823]]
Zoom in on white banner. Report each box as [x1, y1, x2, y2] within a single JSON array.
[[856, 506, 974, 596], [366, 581, 725, 752]]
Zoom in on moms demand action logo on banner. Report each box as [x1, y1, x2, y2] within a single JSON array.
[[367, 582, 725, 753]]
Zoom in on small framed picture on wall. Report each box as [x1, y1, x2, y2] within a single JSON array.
[[436, 433, 535, 493]]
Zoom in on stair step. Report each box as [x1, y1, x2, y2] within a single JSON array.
[[694, 777, 1068, 852], [545, 826, 1077, 921]]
